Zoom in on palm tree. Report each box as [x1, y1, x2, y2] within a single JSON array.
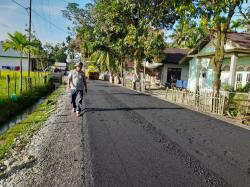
[[2, 32, 34, 94], [90, 48, 119, 82]]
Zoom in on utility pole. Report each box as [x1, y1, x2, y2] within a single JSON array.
[[28, 0, 32, 80]]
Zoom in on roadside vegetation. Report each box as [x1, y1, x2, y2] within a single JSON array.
[[0, 86, 64, 160], [0, 70, 52, 124]]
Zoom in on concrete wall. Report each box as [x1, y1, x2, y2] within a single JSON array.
[[160, 64, 189, 85], [0, 57, 29, 71]]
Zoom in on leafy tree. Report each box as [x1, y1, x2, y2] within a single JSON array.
[[62, 3, 95, 61], [32, 39, 51, 72], [118, 0, 178, 75], [170, 19, 210, 49], [2, 32, 36, 94]]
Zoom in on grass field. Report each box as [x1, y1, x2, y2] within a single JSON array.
[[0, 70, 53, 124], [0, 70, 49, 100]]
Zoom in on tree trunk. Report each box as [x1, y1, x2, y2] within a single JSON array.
[[212, 59, 222, 95], [212, 26, 225, 95], [121, 59, 124, 86]]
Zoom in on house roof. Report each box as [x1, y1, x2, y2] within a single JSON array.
[[161, 48, 188, 64], [0, 41, 28, 58], [228, 32, 250, 48], [180, 32, 250, 64]]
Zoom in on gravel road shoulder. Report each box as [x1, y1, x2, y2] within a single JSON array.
[[0, 93, 90, 187]]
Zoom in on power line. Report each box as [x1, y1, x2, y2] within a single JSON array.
[[10, 0, 67, 33], [11, 0, 28, 9], [32, 10, 66, 32]]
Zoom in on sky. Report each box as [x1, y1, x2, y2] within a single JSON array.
[[0, 0, 92, 44]]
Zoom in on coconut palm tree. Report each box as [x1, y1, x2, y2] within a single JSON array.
[[90, 48, 119, 82], [2, 32, 35, 94]]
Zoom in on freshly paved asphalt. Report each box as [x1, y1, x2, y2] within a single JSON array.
[[85, 80, 250, 187]]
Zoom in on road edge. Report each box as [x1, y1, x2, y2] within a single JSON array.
[[82, 103, 94, 187]]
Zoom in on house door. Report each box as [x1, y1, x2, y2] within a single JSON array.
[[167, 68, 181, 84]]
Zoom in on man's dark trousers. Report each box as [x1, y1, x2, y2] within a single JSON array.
[[71, 89, 84, 112]]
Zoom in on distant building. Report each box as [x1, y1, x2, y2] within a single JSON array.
[[53, 62, 67, 71], [0, 41, 36, 71], [160, 48, 189, 87]]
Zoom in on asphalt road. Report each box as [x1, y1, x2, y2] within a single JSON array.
[[85, 80, 250, 187]]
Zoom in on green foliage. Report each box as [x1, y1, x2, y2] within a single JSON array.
[[2, 32, 35, 55], [63, 0, 181, 76], [170, 19, 210, 49], [221, 83, 234, 92], [2, 32, 41, 94], [236, 82, 250, 93], [0, 71, 52, 124], [227, 108, 239, 118], [90, 49, 118, 74], [52, 43, 67, 62]]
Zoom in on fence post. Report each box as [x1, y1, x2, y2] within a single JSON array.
[[38, 72, 39, 84], [30, 78, 32, 91], [14, 72, 17, 94], [25, 76, 28, 91], [247, 94, 250, 114], [6, 75, 10, 98]]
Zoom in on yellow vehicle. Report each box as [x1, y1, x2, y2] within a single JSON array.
[[85, 65, 99, 80]]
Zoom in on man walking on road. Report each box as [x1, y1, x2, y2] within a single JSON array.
[[67, 62, 87, 116]]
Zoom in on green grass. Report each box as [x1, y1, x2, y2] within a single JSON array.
[[0, 70, 49, 99], [0, 70, 52, 124], [0, 86, 64, 160]]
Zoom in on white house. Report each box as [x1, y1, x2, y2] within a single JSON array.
[[0, 41, 30, 71], [181, 33, 250, 92], [160, 48, 189, 87]]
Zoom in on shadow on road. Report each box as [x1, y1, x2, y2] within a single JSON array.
[[86, 107, 184, 112], [92, 92, 149, 96]]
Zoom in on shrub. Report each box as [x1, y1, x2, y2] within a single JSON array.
[[222, 83, 234, 92]]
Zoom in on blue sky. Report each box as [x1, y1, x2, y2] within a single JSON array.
[[0, 0, 92, 44]]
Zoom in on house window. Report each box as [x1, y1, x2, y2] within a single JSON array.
[[235, 73, 243, 89], [201, 68, 207, 78], [236, 73, 243, 83], [246, 73, 250, 83]]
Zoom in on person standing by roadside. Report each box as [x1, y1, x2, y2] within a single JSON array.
[[67, 62, 87, 116]]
